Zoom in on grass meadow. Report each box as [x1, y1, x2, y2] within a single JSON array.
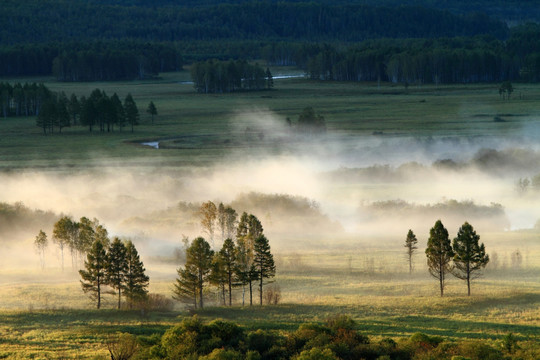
[[0, 72, 540, 358]]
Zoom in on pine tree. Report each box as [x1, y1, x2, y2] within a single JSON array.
[[124, 93, 139, 133], [220, 238, 237, 306], [404, 229, 418, 274], [185, 237, 214, 309], [34, 229, 48, 269], [253, 235, 276, 306], [452, 222, 489, 296], [107, 237, 128, 309], [426, 220, 454, 297], [173, 264, 199, 309], [146, 101, 157, 124], [235, 213, 263, 306], [209, 254, 228, 306], [124, 240, 149, 309], [79, 239, 108, 309]]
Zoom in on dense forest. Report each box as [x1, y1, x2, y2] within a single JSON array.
[[0, 0, 539, 83]]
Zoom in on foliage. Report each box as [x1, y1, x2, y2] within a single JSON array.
[[123, 240, 150, 309], [79, 239, 108, 309], [190, 60, 269, 93], [297, 107, 326, 135], [107, 238, 128, 309], [107, 332, 139, 360], [34, 229, 48, 269], [426, 220, 454, 297], [404, 229, 418, 274], [253, 234, 276, 306], [452, 222, 489, 296]]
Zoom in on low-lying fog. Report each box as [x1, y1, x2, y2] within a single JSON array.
[[2, 110, 540, 271]]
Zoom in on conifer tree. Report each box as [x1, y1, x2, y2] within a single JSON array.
[[220, 238, 237, 306], [235, 212, 262, 306], [79, 239, 108, 309], [253, 235, 276, 306], [146, 101, 157, 124], [452, 222, 489, 296], [173, 264, 199, 309], [426, 220, 454, 297], [124, 240, 149, 309], [405, 229, 418, 274], [107, 237, 128, 309], [124, 93, 139, 133], [209, 254, 228, 306], [185, 237, 214, 309]]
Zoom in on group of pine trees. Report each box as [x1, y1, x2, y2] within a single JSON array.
[[80, 237, 149, 309], [36, 216, 149, 309], [36, 89, 144, 134], [406, 220, 489, 297], [174, 201, 276, 308], [190, 60, 273, 93]]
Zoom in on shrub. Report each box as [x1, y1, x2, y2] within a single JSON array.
[[106, 333, 139, 360], [263, 284, 282, 305], [293, 347, 340, 360]]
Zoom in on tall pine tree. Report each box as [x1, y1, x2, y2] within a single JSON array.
[[173, 264, 199, 309], [452, 222, 489, 296], [79, 239, 108, 309], [124, 240, 149, 309], [426, 220, 454, 297], [405, 229, 418, 274], [107, 237, 128, 309], [253, 235, 276, 306]]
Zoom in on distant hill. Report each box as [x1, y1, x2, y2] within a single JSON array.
[[85, 0, 540, 24], [0, 1, 509, 46]]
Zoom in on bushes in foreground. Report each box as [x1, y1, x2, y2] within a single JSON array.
[[128, 316, 538, 360]]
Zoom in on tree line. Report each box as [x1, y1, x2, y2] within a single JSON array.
[[0, 1, 508, 47], [0, 82, 51, 118], [406, 220, 489, 297], [190, 60, 273, 93], [36, 88, 147, 134], [174, 201, 276, 308], [36, 216, 149, 309], [0, 41, 182, 80], [264, 31, 540, 84]]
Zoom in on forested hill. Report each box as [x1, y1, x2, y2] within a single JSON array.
[[0, 1, 508, 45], [84, 0, 540, 24]]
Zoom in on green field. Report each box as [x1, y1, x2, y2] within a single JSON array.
[[0, 74, 540, 359], [2, 71, 540, 170]]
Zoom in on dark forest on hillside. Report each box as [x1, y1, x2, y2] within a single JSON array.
[[0, 1, 539, 83]]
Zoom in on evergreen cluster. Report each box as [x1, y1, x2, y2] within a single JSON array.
[[423, 220, 489, 296], [174, 202, 276, 308], [79, 237, 149, 309], [265, 27, 540, 84], [190, 60, 273, 93], [36, 89, 140, 134]]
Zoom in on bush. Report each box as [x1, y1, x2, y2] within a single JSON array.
[[293, 347, 339, 360], [198, 348, 244, 360], [106, 333, 139, 360], [264, 284, 282, 305]]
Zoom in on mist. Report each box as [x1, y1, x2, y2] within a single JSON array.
[[1, 108, 540, 271]]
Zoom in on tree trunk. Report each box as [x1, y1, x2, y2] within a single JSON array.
[[259, 271, 263, 306], [249, 280, 253, 306], [228, 271, 232, 306], [118, 288, 121, 309], [97, 278, 101, 309], [467, 262, 471, 296]]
